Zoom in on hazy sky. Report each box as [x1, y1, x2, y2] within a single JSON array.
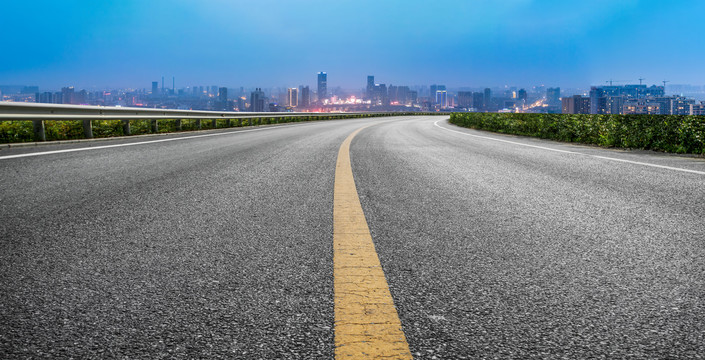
[[2, 0, 704, 90]]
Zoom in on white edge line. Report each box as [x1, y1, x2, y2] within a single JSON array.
[[434, 119, 705, 176], [0, 122, 309, 160]]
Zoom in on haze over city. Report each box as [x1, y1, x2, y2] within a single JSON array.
[[2, 0, 705, 90]]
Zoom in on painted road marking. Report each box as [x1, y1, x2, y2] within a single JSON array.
[[334, 126, 412, 359], [0, 122, 316, 161], [434, 119, 705, 176]]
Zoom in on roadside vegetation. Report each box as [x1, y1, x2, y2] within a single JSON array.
[[0, 113, 441, 144], [450, 113, 705, 155]]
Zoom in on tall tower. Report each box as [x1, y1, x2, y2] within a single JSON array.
[[317, 72, 327, 102], [366, 76, 375, 99], [287, 88, 298, 107]]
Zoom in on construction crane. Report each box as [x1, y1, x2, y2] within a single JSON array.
[[638, 78, 646, 85], [662, 80, 669, 88]]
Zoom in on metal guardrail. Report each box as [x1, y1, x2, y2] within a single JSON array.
[[0, 102, 392, 141]]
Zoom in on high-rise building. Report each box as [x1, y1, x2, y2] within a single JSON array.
[[589, 87, 606, 114], [435, 90, 448, 108], [61, 87, 75, 104], [250, 88, 266, 112], [562, 95, 591, 114], [35, 92, 54, 104], [458, 92, 473, 108], [546, 87, 561, 105], [518, 89, 528, 103], [317, 72, 327, 102], [472, 92, 484, 110], [218, 87, 228, 110], [484, 88, 492, 110], [366, 76, 375, 99], [152, 81, 159, 95], [430, 85, 446, 104], [287, 87, 298, 107], [299, 85, 310, 108]]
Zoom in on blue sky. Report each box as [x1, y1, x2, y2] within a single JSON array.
[[1, 0, 704, 90]]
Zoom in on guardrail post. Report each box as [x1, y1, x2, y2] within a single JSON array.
[[82, 120, 93, 139], [225, 119, 231, 127], [175, 119, 182, 131], [32, 120, 46, 141], [211, 119, 217, 128], [122, 120, 131, 136], [151, 119, 158, 133], [196, 119, 202, 130]]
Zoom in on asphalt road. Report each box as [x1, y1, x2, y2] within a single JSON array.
[[1, 116, 704, 359]]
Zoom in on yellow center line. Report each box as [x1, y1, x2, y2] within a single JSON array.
[[334, 125, 412, 359]]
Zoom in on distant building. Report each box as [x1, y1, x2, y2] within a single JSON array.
[[517, 89, 528, 103], [435, 90, 448, 108], [366, 76, 375, 100], [152, 81, 159, 95], [562, 95, 590, 114], [691, 102, 705, 115], [299, 85, 310, 108], [484, 88, 492, 110], [623, 99, 661, 114], [317, 72, 327, 102], [472, 92, 484, 110], [61, 87, 75, 104], [458, 91, 472, 108], [249, 88, 266, 112], [546, 87, 560, 106], [605, 96, 625, 114], [218, 87, 229, 110], [430, 85, 446, 104], [287, 87, 298, 107], [35, 92, 54, 104]]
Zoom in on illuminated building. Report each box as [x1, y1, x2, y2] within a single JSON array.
[[287, 87, 298, 107], [435, 90, 447, 108], [562, 95, 590, 114]]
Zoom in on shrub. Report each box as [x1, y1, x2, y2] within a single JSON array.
[[449, 113, 705, 154]]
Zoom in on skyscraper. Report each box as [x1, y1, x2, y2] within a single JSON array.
[[151, 81, 159, 95], [317, 72, 327, 102], [436, 90, 447, 108], [299, 85, 310, 108], [287, 88, 298, 107], [430, 84, 446, 104], [61, 86, 75, 104], [546, 87, 561, 106], [484, 88, 492, 110], [366, 76, 375, 99], [218, 87, 228, 110], [458, 91, 473, 108], [250, 88, 266, 112]]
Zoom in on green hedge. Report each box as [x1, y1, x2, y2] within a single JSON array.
[[0, 112, 444, 144], [449, 113, 705, 154]]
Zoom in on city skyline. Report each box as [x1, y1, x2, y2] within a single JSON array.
[[2, 0, 705, 89]]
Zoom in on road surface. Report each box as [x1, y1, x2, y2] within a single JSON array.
[[1, 116, 704, 358]]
